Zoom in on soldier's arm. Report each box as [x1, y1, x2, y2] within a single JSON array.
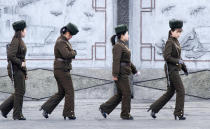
[[8, 39, 22, 67], [22, 60, 28, 76], [25, 67, 28, 76], [131, 62, 137, 74], [57, 41, 77, 59], [112, 44, 122, 77], [163, 41, 179, 65], [181, 62, 188, 73]]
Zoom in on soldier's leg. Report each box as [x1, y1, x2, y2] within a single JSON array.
[[61, 72, 75, 117], [41, 70, 65, 114], [0, 95, 14, 116], [150, 84, 175, 113], [100, 81, 122, 114], [13, 70, 25, 119], [172, 71, 185, 116], [118, 77, 131, 118]]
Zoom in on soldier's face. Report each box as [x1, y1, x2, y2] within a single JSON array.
[[171, 29, 182, 39], [121, 31, 129, 42], [64, 32, 72, 40], [21, 28, 26, 38]]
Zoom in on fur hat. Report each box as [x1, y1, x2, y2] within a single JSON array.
[[12, 20, 26, 32], [115, 24, 128, 34], [169, 19, 183, 30], [65, 22, 79, 35]]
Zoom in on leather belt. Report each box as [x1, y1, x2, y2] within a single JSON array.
[[55, 58, 65, 61], [120, 62, 131, 66]]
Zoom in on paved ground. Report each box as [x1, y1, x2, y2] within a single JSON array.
[[0, 99, 210, 129]]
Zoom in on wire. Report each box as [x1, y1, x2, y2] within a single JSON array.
[[0, 68, 209, 101]]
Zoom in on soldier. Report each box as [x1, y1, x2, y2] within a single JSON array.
[[0, 20, 27, 120], [148, 19, 188, 120], [40, 22, 78, 120], [99, 24, 139, 120]]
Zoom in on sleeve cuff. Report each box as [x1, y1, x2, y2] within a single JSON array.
[[112, 74, 118, 77]]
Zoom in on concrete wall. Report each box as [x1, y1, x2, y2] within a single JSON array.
[[0, 0, 113, 68], [131, 0, 210, 69], [1, 0, 210, 69]]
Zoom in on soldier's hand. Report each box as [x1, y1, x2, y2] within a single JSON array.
[[134, 71, 141, 76], [10, 77, 14, 81], [21, 62, 26, 67], [179, 59, 184, 64], [184, 70, 189, 76], [25, 75, 28, 80], [112, 76, 118, 81], [74, 50, 77, 55]]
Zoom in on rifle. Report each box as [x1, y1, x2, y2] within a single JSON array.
[[6, 44, 14, 84]]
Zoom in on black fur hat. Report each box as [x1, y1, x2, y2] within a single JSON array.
[[169, 19, 183, 29], [115, 24, 128, 34], [12, 20, 26, 32], [65, 22, 79, 35]]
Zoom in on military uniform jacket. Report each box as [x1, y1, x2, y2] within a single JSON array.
[[112, 40, 137, 77], [163, 37, 187, 74], [7, 38, 27, 76], [54, 35, 76, 71]]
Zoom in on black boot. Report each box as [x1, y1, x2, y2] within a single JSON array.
[[151, 111, 156, 119], [64, 116, 76, 120], [99, 107, 107, 118], [1, 110, 7, 118], [147, 108, 157, 119], [121, 115, 134, 120], [40, 108, 49, 119], [14, 115, 26, 120], [42, 110, 49, 119], [174, 115, 186, 120]]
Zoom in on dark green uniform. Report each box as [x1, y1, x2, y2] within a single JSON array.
[[0, 38, 27, 119], [150, 36, 187, 117], [41, 35, 77, 118], [100, 40, 137, 119]]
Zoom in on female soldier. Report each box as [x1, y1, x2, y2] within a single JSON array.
[[148, 19, 188, 120], [99, 24, 139, 120], [40, 22, 78, 120], [0, 20, 27, 120]]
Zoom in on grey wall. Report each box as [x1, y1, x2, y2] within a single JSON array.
[[131, 0, 210, 70], [0, 0, 113, 68], [1, 0, 210, 69]]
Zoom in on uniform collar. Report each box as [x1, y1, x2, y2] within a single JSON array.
[[60, 35, 68, 41], [169, 36, 181, 51], [169, 36, 178, 42], [118, 40, 127, 45]]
